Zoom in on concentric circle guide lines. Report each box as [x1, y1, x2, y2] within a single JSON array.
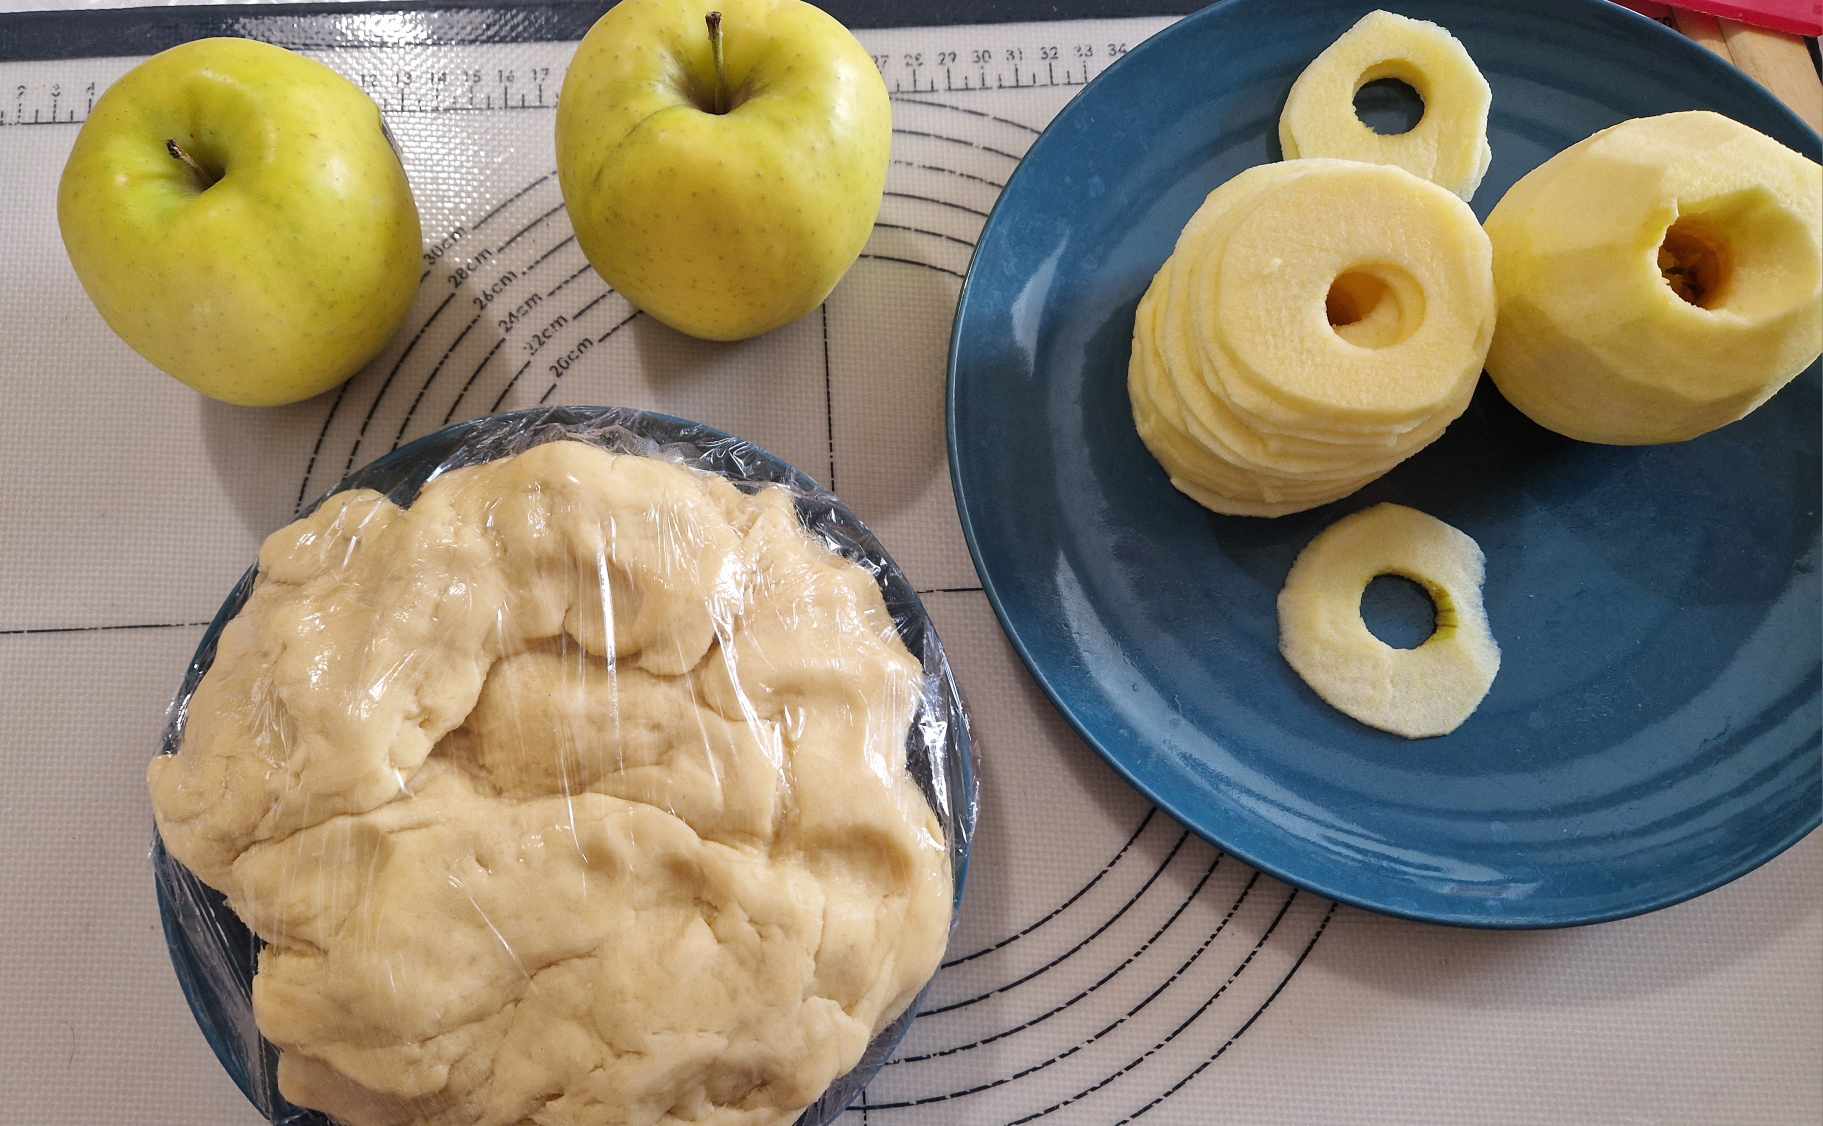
[[919, 830, 1193, 1017], [891, 849, 1222, 1066], [298, 109, 1008, 503], [867, 871, 1271, 1110]]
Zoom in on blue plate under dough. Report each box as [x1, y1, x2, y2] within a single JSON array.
[[948, 0, 1821, 927]]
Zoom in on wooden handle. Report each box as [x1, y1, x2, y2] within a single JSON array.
[[1720, 21, 1823, 132], [1672, 9, 1734, 58], [1674, 11, 1823, 133]]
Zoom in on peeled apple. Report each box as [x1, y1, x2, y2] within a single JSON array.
[[1484, 110, 1823, 445]]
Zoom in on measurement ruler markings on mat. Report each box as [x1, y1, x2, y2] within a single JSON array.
[[0, 79, 94, 124], [0, 31, 1143, 127], [872, 36, 1132, 92]]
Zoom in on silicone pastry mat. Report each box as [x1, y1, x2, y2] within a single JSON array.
[[0, 3, 1816, 1124]]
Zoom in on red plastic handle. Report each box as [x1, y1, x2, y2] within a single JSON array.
[[1662, 0, 1823, 36]]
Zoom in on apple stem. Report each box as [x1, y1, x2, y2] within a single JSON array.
[[165, 139, 217, 189], [705, 11, 727, 114]]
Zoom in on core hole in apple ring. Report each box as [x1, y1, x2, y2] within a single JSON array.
[[1359, 572, 1440, 650], [1657, 218, 1731, 309], [1325, 265, 1421, 349], [1352, 72, 1425, 136], [1325, 270, 1389, 327]]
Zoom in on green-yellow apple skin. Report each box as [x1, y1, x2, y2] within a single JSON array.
[[58, 38, 421, 407], [555, 0, 891, 341]]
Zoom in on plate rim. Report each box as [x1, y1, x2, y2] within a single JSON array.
[[945, 0, 1822, 929]]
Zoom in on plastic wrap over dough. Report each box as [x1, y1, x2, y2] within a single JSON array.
[[149, 434, 958, 1126]]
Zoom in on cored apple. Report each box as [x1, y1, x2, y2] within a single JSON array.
[[1485, 111, 1822, 445]]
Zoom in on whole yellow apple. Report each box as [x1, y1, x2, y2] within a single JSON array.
[[58, 38, 422, 407], [555, 0, 891, 342]]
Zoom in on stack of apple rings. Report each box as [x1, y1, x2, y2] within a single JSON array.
[[1128, 158, 1497, 517]]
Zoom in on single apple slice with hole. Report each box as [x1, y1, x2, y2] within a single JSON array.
[[1279, 503, 1500, 738], [1279, 10, 1493, 201], [1486, 110, 1822, 445]]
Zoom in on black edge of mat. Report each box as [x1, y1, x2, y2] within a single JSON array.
[[0, 0, 1206, 62]]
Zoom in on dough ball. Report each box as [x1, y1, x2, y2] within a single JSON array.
[[150, 440, 952, 1125]]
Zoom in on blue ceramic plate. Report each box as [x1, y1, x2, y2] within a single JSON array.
[[948, 0, 1821, 927]]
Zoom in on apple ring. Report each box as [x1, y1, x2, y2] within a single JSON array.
[[1200, 161, 1494, 432], [1277, 503, 1500, 738], [1279, 10, 1493, 201]]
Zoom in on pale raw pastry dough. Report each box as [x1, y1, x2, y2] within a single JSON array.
[[148, 440, 952, 1126], [1277, 503, 1500, 738]]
